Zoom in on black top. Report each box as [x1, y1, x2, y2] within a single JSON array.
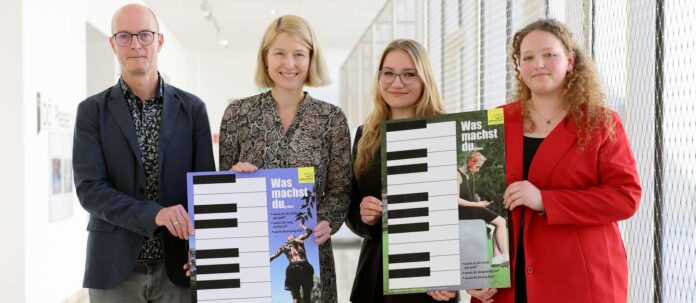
[[515, 136, 544, 303], [346, 126, 458, 303]]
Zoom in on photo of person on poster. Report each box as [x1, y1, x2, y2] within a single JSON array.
[[270, 224, 315, 303], [457, 151, 510, 266]]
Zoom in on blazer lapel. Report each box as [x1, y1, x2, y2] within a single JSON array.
[[528, 116, 577, 189], [106, 84, 143, 165], [503, 102, 525, 246], [158, 84, 181, 161]]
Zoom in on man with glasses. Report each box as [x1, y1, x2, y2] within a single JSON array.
[[73, 4, 214, 302]]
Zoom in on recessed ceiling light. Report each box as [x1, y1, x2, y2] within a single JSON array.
[[218, 39, 229, 47], [270, 10, 278, 15]]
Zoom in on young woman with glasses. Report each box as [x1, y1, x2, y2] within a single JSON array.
[[346, 39, 460, 303]]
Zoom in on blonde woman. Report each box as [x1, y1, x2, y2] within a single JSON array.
[[218, 15, 351, 303], [346, 39, 458, 303]]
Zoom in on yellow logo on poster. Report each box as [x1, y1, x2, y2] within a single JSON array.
[[298, 167, 315, 183], [488, 108, 504, 125]]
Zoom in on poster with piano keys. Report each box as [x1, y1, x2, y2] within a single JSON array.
[[186, 167, 321, 303], [381, 108, 511, 294]]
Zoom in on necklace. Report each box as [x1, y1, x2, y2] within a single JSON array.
[[530, 105, 564, 126]]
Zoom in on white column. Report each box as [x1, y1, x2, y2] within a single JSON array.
[[0, 0, 25, 301]]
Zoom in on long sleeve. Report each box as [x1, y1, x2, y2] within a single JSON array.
[[73, 100, 161, 237], [319, 108, 352, 234], [219, 102, 240, 171], [543, 113, 641, 226], [345, 126, 381, 240]]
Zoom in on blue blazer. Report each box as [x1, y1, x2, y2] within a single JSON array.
[[73, 81, 215, 289]]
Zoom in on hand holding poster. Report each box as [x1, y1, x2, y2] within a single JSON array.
[[380, 109, 510, 295], [187, 167, 320, 303]]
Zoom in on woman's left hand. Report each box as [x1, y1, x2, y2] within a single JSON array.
[[426, 291, 457, 301], [313, 220, 331, 245], [503, 180, 543, 211]]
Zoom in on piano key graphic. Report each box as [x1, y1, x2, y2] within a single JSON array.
[[384, 120, 461, 290], [191, 175, 272, 302]]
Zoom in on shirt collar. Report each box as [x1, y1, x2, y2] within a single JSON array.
[[119, 73, 164, 102]]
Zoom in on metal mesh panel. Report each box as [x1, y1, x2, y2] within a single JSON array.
[[339, 0, 696, 300], [661, 1, 696, 302]]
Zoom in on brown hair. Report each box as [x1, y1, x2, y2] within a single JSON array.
[[509, 18, 614, 149]]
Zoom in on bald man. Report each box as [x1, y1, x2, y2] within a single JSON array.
[[73, 4, 214, 302]]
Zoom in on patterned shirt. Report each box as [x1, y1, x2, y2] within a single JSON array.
[[120, 77, 164, 260], [219, 91, 351, 303]]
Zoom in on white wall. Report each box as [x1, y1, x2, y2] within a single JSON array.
[[22, 0, 87, 302], [190, 47, 349, 167], [0, 0, 25, 301]]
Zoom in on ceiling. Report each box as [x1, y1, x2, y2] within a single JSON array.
[[146, 0, 388, 52]]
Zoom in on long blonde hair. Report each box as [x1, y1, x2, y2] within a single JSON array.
[[254, 15, 329, 88], [354, 39, 446, 176], [510, 19, 614, 148]]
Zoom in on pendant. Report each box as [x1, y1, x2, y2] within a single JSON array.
[[546, 120, 551, 125]]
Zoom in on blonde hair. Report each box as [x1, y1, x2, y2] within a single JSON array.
[[354, 39, 446, 177], [254, 15, 329, 88], [509, 18, 614, 149]]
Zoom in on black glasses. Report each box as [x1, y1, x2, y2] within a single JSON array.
[[112, 31, 159, 47], [379, 69, 419, 85]]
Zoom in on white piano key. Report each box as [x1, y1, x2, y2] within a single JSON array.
[[195, 221, 269, 239], [387, 255, 461, 272], [237, 206, 269, 222], [388, 261, 431, 270], [197, 281, 272, 301], [388, 240, 460, 257], [387, 165, 458, 186], [429, 254, 461, 271], [197, 237, 269, 253], [196, 266, 270, 283], [195, 251, 269, 268], [386, 150, 457, 167], [387, 179, 459, 197], [194, 192, 267, 207], [386, 136, 456, 153], [386, 121, 456, 142], [387, 209, 458, 226], [388, 270, 460, 289], [195, 212, 238, 221], [387, 224, 459, 244], [386, 195, 459, 212], [194, 177, 267, 195]]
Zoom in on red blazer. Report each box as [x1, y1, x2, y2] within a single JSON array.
[[482, 102, 641, 303]]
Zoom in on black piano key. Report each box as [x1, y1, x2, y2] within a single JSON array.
[[388, 192, 428, 204], [194, 203, 237, 214], [196, 279, 241, 290], [196, 248, 239, 259], [193, 174, 236, 185], [195, 218, 238, 229], [386, 148, 427, 161], [388, 207, 429, 219], [388, 222, 429, 234], [386, 163, 427, 175], [196, 264, 240, 274], [389, 267, 431, 278], [386, 120, 427, 132], [389, 252, 430, 263]]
